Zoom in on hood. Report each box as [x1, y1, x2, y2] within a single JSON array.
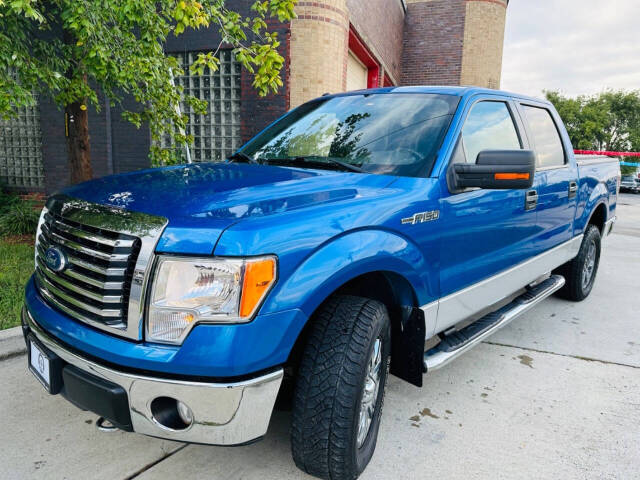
[[61, 162, 394, 254]]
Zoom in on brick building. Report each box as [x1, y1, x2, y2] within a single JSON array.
[[0, 0, 508, 194]]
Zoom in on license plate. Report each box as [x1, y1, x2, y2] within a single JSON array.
[[29, 340, 51, 390]]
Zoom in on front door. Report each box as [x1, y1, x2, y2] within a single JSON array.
[[436, 97, 542, 332]]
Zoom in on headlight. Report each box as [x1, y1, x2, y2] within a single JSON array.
[[147, 255, 277, 344]]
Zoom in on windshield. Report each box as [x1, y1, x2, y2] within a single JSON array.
[[240, 93, 459, 177]]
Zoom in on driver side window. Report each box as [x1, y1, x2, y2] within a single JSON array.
[[455, 101, 522, 163]]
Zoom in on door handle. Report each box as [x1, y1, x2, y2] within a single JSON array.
[[525, 189, 538, 210], [568, 181, 578, 199]]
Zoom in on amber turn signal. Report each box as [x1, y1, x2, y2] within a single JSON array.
[[494, 172, 530, 180], [240, 257, 277, 317]]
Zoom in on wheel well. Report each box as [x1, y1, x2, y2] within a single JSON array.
[[588, 203, 607, 234], [282, 271, 424, 401], [335, 271, 417, 318]]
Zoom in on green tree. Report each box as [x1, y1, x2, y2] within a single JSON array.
[[545, 90, 640, 175], [0, 0, 296, 182]]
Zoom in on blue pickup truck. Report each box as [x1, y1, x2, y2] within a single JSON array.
[[23, 87, 619, 480]]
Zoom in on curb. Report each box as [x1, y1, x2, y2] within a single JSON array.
[[0, 326, 27, 361]]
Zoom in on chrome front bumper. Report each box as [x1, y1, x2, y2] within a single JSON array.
[[24, 310, 283, 445]]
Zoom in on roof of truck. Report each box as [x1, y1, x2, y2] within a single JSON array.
[[322, 86, 549, 106]]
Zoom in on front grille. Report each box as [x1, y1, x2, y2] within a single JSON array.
[[35, 212, 141, 330]]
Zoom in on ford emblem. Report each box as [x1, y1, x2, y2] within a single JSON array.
[[44, 246, 68, 273]]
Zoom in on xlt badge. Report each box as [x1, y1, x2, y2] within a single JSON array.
[[401, 210, 440, 225]]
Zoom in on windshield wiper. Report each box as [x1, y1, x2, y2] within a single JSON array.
[[264, 156, 364, 173], [227, 151, 260, 164], [320, 157, 365, 173]]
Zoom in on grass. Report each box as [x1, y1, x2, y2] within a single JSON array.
[[0, 238, 34, 330]]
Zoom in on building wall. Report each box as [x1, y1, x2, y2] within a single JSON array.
[[460, 0, 508, 89], [401, 0, 507, 88], [39, 96, 71, 194], [110, 96, 151, 175], [347, 0, 405, 84], [240, 18, 291, 143], [38, 93, 152, 194], [401, 0, 467, 86], [289, 0, 349, 108]]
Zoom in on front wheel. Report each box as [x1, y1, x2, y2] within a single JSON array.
[[291, 295, 391, 480], [554, 224, 602, 301]]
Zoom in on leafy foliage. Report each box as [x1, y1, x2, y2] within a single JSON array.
[[0, 0, 296, 166], [0, 194, 40, 236], [0, 188, 20, 215], [545, 90, 640, 174]]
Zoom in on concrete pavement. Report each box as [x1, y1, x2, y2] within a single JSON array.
[[1, 194, 639, 480], [0, 327, 26, 361]]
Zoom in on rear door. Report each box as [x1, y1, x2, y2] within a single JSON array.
[[516, 102, 578, 253]]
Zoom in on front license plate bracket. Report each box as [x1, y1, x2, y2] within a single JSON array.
[[28, 335, 64, 394]]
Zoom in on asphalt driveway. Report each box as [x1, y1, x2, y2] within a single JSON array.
[[1, 195, 639, 480]]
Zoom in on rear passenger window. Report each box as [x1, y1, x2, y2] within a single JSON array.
[[459, 101, 521, 163], [522, 106, 565, 168]]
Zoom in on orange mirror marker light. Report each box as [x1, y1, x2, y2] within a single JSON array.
[[494, 172, 530, 180], [240, 257, 276, 318]]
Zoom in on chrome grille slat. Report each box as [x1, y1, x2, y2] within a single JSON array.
[[37, 242, 127, 276], [36, 257, 123, 303], [62, 268, 125, 290], [37, 282, 126, 328], [36, 269, 123, 318], [41, 224, 130, 262], [44, 213, 135, 249], [67, 256, 128, 277]]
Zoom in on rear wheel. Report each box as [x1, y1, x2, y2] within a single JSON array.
[[291, 295, 391, 480], [554, 224, 601, 301]]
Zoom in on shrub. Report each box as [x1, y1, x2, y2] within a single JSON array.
[[0, 197, 40, 237], [0, 189, 19, 216]]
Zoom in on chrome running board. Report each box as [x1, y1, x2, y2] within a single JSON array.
[[423, 274, 565, 372]]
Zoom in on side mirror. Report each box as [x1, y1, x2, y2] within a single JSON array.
[[452, 150, 535, 190]]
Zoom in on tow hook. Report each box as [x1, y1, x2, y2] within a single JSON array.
[[96, 417, 119, 432]]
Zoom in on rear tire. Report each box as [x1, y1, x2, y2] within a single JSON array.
[[554, 224, 601, 301], [291, 295, 391, 480]]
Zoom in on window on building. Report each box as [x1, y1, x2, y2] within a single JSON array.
[[0, 101, 44, 190], [460, 101, 521, 163], [522, 105, 565, 168], [163, 50, 242, 163]]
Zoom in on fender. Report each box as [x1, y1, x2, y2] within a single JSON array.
[[575, 180, 609, 234], [262, 228, 435, 319], [261, 228, 435, 387]]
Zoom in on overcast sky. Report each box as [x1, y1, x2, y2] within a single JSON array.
[[501, 0, 640, 99]]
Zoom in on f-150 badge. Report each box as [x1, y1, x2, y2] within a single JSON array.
[[401, 210, 440, 225]]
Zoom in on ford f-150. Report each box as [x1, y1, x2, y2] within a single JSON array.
[[22, 86, 620, 480]]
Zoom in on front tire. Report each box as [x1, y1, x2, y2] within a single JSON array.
[[554, 224, 601, 301], [291, 295, 391, 480]]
